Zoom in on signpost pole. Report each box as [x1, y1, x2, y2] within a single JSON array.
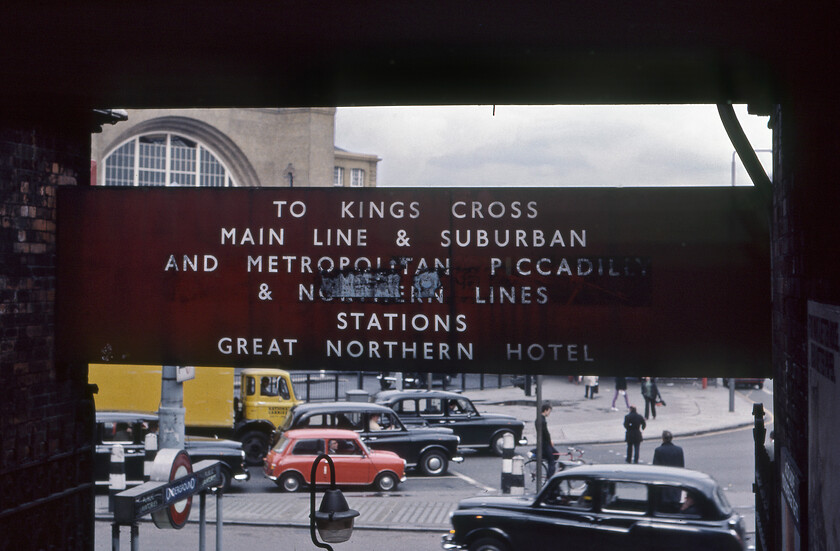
[[111, 522, 119, 551], [130, 523, 139, 551], [159, 365, 187, 449], [199, 492, 207, 551], [729, 377, 735, 412], [216, 490, 224, 551]]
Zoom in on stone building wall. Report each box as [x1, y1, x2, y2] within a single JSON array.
[[90, 108, 364, 188]]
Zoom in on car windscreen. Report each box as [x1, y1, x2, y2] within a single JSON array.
[[280, 409, 296, 430], [539, 477, 594, 510], [273, 435, 292, 452], [357, 438, 372, 454], [450, 398, 476, 415], [382, 411, 405, 430], [713, 485, 733, 515]]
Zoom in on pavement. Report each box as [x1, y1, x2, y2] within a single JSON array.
[[96, 376, 767, 536], [470, 375, 764, 447]]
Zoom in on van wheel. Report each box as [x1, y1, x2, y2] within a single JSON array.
[[374, 471, 399, 491], [420, 449, 447, 476], [241, 431, 269, 466], [277, 472, 304, 492]]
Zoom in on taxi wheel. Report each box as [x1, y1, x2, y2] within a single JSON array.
[[277, 472, 304, 492], [214, 467, 232, 493], [374, 471, 399, 492], [420, 449, 447, 476], [470, 537, 508, 551], [491, 431, 514, 456]]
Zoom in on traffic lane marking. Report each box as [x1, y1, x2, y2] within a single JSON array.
[[448, 469, 497, 492]]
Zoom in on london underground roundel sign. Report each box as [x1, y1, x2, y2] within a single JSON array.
[[151, 448, 194, 529]]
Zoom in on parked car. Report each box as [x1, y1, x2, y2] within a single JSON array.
[[377, 371, 452, 390], [442, 464, 747, 551], [95, 411, 250, 493], [374, 389, 527, 455], [722, 378, 765, 389], [263, 428, 405, 492], [276, 402, 463, 476]]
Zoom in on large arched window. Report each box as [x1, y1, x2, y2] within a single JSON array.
[[102, 132, 236, 187]]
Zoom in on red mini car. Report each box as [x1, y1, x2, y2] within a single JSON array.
[[264, 428, 406, 492]]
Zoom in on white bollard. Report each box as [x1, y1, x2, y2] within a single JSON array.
[[144, 432, 158, 481], [510, 456, 525, 495], [108, 444, 125, 512], [500, 432, 524, 493]]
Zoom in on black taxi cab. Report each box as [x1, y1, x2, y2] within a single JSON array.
[[375, 390, 527, 455], [443, 464, 747, 551]]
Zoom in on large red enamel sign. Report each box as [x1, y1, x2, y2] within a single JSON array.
[[57, 187, 770, 376]]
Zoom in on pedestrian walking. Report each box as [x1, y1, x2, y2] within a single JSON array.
[[641, 377, 665, 419], [583, 376, 599, 399], [623, 405, 646, 463], [536, 402, 559, 477], [611, 376, 631, 411], [652, 430, 684, 467]]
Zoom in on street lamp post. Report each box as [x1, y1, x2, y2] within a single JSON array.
[[309, 453, 360, 550]]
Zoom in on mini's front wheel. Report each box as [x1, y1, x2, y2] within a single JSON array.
[[373, 471, 399, 491], [277, 472, 304, 493]]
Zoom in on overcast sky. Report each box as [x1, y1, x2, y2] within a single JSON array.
[[335, 105, 772, 188]]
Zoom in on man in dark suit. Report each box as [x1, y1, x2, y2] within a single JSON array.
[[536, 402, 559, 477], [623, 406, 646, 463], [652, 430, 685, 467], [653, 430, 685, 510]]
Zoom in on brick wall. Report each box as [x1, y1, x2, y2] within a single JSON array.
[[771, 102, 809, 469], [771, 90, 840, 550], [0, 117, 95, 550]]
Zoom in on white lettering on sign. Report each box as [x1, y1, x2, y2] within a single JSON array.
[[440, 229, 586, 248], [808, 301, 840, 382], [217, 337, 298, 356], [450, 200, 538, 219], [165, 475, 197, 502], [245, 255, 449, 275], [164, 255, 218, 272], [506, 343, 594, 362], [221, 227, 285, 246], [489, 256, 650, 277], [312, 228, 368, 246], [326, 340, 474, 360], [272, 200, 307, 218], [335, 312, 467, 332], [474, 286, 549, 304], [340, 201, 421, 219]]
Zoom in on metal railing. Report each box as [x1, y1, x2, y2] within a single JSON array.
[[291, 372, 350, 402], [291, 371, 521, 402]]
